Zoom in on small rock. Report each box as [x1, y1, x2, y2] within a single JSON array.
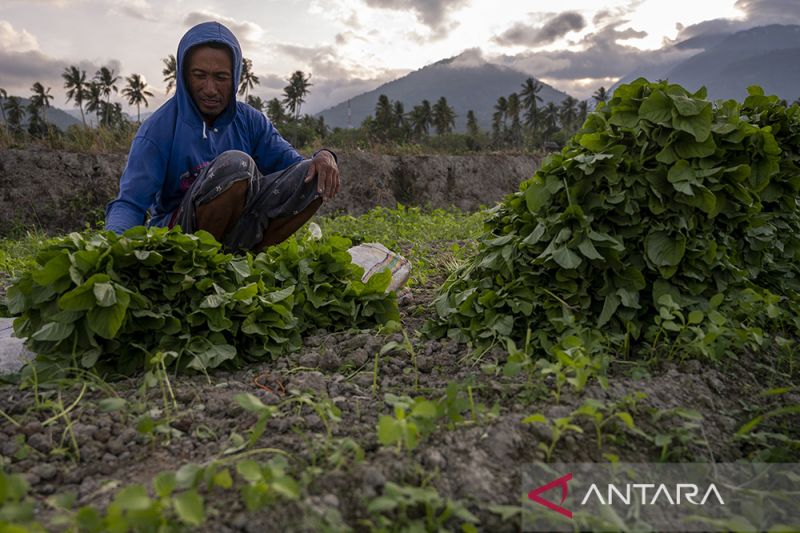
[[232, 514, 248, 529], [416, 356, 434, 373], [421, 449, 447, 470], [304, 335, 323, 347], [298, 351, 320, 367], [288, 371, 327, 396], [1, 439, 19, 457], [362, 466, 385, 489], [39, 484, 56, 495], [171, 417, 192, 433], [23, 472, 40, 486], [27, 433, 50, 454], [321, 493, 340, 509], [93, 428, 111, 443], [32, 463, 58, 481], [21, 421, 42, 437], [345, 348, 369, 368], [353, 372, 373, 389], [72, 423, 99, 445], [62, 468, 85, 485], [106, 438, 125, 456], [305, 414, 323, 431], [80, 442, 103, 463], [319, 350, 341, 372]]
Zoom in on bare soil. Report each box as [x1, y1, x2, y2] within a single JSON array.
[[0, 148, 539, 236], [1, 260, 797, 531]]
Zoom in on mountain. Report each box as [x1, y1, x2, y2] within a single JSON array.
[[613, 25, 800, 102], [316, 50, 572, 132], [0, 98, 82, 131]]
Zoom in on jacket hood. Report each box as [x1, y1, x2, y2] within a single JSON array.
[[176, 21, 242, 129]]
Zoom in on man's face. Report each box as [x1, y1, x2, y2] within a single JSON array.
[[186, 45, 233, 123]]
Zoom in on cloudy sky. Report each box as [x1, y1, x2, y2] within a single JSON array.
[[2, 0, 799, 116]]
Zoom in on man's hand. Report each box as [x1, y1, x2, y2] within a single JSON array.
[[304, 150, 340, 201]]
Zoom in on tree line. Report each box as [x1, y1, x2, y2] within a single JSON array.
[[0, 54, 316, 143]]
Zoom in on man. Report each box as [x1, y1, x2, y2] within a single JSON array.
[[105, 21, 339, 251]]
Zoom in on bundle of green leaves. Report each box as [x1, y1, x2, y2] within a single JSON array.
[[8, 227, 398, 378], [428, 79, 800, 357]]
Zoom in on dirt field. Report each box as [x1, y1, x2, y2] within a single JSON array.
[[1, 256, 796, 531], [0, 148, 538, 236]]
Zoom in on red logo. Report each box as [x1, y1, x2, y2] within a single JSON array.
[[528, 472, 573, 518]]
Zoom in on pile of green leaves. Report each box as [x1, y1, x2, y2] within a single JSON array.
[[428, 80, 800, 357], [8, 227, 398, 378]]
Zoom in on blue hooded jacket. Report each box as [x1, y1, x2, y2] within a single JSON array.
[[105, 22, 304, 233]]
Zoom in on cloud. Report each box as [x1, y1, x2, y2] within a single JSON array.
[[493, 11, 586, 47], [735, 0, 800, 24], [494, 21, 690, 98], [0, 20, 39, 53], [258, 73, 287, 91], [109, 0, 158, 22], [445, 47, 487, 69], [183, 11, 266, 51], [362, 0, 469, 34]]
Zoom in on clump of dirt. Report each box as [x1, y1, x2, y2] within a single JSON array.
[[1, 255, 796, 531], [0, 148, 539, 236]]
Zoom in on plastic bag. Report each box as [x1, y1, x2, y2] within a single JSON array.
[[347, 242, 411, 293]]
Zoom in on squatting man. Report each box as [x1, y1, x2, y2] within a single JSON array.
[[105, 21, 340, 250]]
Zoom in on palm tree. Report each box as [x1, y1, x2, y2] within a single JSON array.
[[30, 82, 54, 129], [492, 96, 508, 142], [507, 93, 522, 146], [282, 70, 312, 121], [409, 100, 432, 139], [592, 86, 609, 105], [63, 66, 88, 127], [238, 58, 260, 99], [85, 82, 104, 126], [266, 97, 286, 124], [122, 73, 154, 122], [4, 96, 26, 134], [466, 110, 479, 136], [577, 100, 589, 127], [542, 102, 560, 137], [162, 54, 177, 95], [559, 96, 579, 133], [392, 101, 409, 140], [95, 66, 119, 105], [520, 77, 544, 134], [246, 95, 265, 113], [0, 88, 7, 126], [374, 94, 394, 137], [431, 97, 455, 135], [26, 101, 45, 137]]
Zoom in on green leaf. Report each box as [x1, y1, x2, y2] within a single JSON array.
[[377, 415, 402, 445], [87, 299, 127, 339], [235, 393, 268, 413], [31, 253, 71, 286], [113, 485, 151, 511], [524, 175, 552, 214], [577, 238, 604, 260], [31, 322, 74, 342], [99, 397, 127, 413], [551, 247, 582, 269], [638, 90, 672, 125], [153, 472, 176, 499], [522, 413, 548, 424], [236, 460, 263, 483], [93, 282, 117, 307], [645, 231, 686, 267], [173, 490, 204, 526]]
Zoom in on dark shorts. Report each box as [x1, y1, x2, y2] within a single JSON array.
[[172, 150, 321, 251]]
